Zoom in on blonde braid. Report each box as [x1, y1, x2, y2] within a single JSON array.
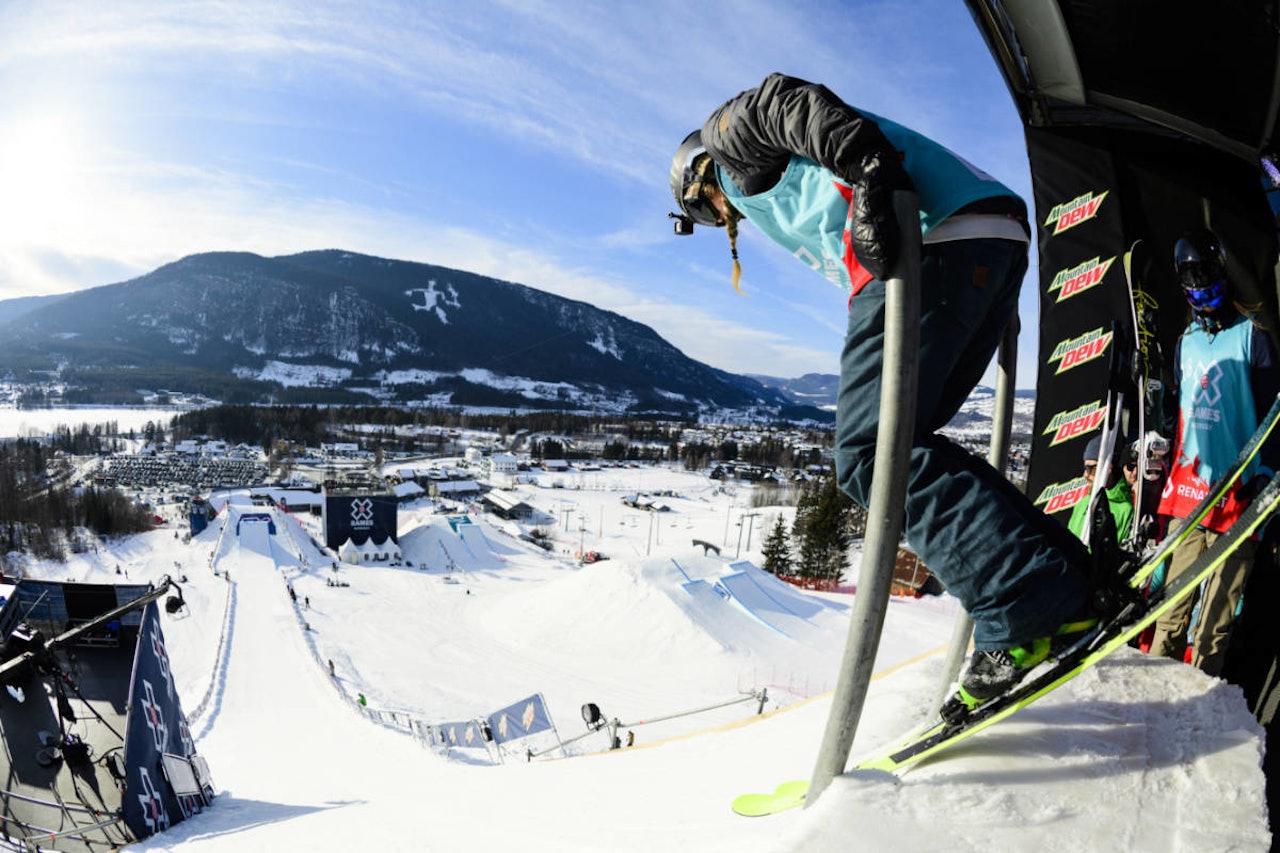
[[693, 152, 746, 293], [724, 206, 745, 294]]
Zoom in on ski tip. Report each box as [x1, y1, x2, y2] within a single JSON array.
[[771, 779, 809, 800], [731, 779, 809, 817]]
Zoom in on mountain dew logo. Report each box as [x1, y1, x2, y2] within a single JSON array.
[[1044, 191, 1108, 235], [1049, 256, 1115, 302], [1035, 477, 1091, 514], [1043, 401, 1106, 446], [1050, 327, 1113, 374]]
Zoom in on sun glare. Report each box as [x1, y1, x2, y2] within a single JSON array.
[[0, 116, 87, 237]]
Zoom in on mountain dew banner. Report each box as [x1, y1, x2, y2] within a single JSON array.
[[122, 602, 212, 839], [1023, 124, 1279, 521], [486, 693, 555, 745], [1024, 126, 1132, 520]]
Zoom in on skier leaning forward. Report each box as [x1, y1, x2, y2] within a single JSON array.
[[669, 73, 1096, 710]]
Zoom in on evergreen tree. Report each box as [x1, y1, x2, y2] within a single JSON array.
[[790, 473, 824, 545], [760, 514, 794, 577], [793, 474, 852, 586], [845, 500, 868, 540]]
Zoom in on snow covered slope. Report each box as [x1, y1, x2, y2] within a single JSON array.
[[8, 468, 1265, 852]]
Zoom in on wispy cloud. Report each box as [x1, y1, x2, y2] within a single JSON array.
[[0, 1, 922, 183], [0, 0, 1029, 381]]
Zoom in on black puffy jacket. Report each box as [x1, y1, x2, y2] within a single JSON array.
[[700, 73, 899, 196], [700, 73, 912, 281]]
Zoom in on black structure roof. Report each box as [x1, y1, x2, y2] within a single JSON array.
[[963, 1, 1280, 504], [967, 0, 1280, 161]]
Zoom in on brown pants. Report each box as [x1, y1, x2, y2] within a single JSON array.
[[1148, 527, 1256, 677]]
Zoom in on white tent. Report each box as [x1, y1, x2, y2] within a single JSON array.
[[339, 536, 402, 564], [338, 538, 363, 564], [374, 537, 403, 563]]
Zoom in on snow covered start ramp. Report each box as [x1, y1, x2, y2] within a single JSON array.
[[234, 513, 275, 557]]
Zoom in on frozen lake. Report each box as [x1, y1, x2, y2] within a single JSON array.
[[0, 407, 180, 438]]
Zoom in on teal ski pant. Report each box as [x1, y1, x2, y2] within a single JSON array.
[[834, 237, 1092, 651]]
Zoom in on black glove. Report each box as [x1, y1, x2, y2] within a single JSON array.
[[1237, 473, 1269, 504], [850, 148, 915, 282]]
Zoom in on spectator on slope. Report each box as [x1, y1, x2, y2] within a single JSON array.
[[1148, 228, 1280, 675], [668, 73, 1096, 713]]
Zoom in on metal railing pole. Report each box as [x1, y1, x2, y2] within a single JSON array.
[[807, 190, 921, 804], [928, 316, 1019, 713]]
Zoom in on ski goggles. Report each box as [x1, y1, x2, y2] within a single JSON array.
[[1181, 278, 1226, 311]]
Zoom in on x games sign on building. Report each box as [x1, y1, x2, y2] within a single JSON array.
[[321, 488, 399, 550]]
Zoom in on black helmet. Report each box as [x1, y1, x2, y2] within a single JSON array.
[[668, 130, 721, 234], [1173, 228, 1228, 313]]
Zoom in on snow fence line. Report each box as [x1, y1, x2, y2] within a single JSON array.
[[258, 513, 779, 763], [274, 509, 311, 567], [207, 511, 231, 571], [179, 512, 236, 725], [278, 571, 774, 764], [281, 575, 436, 745], [186, 560, 236, 725]]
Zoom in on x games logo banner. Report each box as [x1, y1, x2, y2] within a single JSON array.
[[123, 602, 206, 840], [350, 498, 374, 528], [323, 493, 397, 549]]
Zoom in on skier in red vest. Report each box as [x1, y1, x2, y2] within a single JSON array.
[[1148, 228, 1280, 674]]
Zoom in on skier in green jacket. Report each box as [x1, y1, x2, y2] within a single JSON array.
[[1068, 435, 1136, 545]]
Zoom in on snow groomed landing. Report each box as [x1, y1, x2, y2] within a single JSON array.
[[667, 557, 846, 643]]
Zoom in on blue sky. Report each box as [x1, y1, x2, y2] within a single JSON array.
[[0, 0, 1038, 385]]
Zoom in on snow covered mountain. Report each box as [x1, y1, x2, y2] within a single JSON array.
[[0, 251, 820, 419], [747, 372, 841, 411], [751, 373, 1037, 440]]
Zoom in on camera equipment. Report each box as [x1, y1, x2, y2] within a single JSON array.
[[669, 212, 695, 235]]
